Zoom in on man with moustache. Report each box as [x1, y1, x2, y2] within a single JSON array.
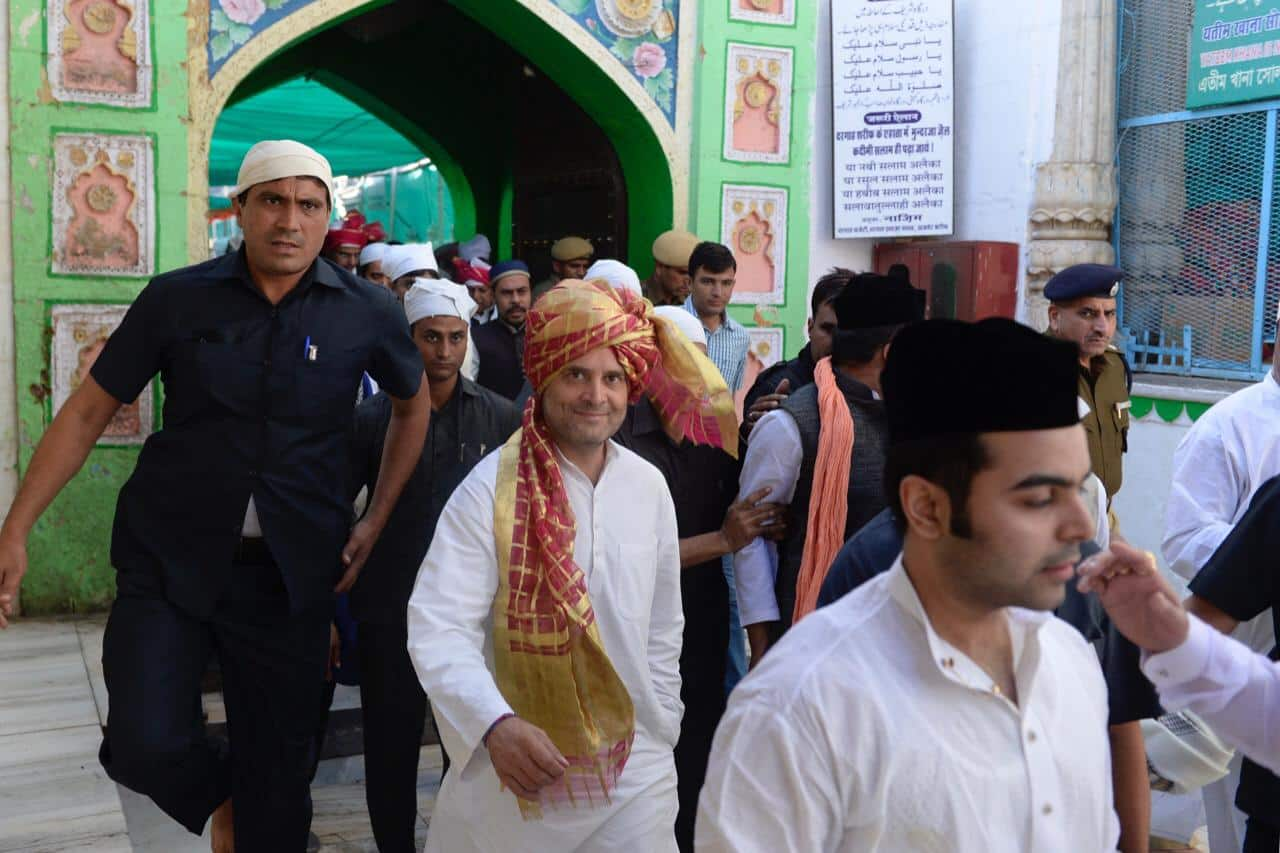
[[698, 319, 1118, 851], [407, 280, 736, 852], [683, 242, 749, 394], [472, 260, 533, 401], [0, 140, 430, 851], [1045, 263, 1131, 517], [348, 279, 518, 852], [643, 229, 700, 307]]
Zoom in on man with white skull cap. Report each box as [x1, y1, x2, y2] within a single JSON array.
[[384, 242, 440, 300], [0, 139, 431, 851], [349, 279, 519, 852], [358, 241, 391, 289]]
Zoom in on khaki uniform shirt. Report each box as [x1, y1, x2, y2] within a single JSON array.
[[1078, 347, 1130, 503]]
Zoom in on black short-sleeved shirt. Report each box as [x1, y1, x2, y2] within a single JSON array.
[[1188, 474, 1280, 821], [347, 381, 519, 624], [91, 249, 422, 618], [817, 511, 1162, 726], [613, 398, 739, 666]]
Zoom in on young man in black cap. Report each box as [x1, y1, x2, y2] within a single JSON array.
[[732, 273, 923, 661], [698, 318, 1118, 851], [1045, 263, 1131, 515]]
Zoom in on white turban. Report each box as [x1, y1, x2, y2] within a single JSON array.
[[405, 279, 477, 325], [385, 242, 438, 282], [459, 234, 492, 263], [586, 259, 642, 297], [233, 140, 334, 203], [358, 242, 390, 267], [654, 305, 707, 348]]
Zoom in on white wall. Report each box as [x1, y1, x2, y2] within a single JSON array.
[[808, 0, 1063, 321], [1111, 416, 1193, 571]]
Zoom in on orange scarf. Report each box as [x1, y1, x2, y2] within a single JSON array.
[[492, 280, 735, 818], [792, 357, 855, 623]]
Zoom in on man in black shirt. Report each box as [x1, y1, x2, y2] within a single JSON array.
[[739, 269, 849, 442], [1184, 475, 1280, 852], [0, 140, 429, 852], [349, 279, 518, 852], [614, 307, 783, 852], [472, 260, 532, 400]]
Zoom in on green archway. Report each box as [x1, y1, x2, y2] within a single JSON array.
[[204, 0, 672, 274]]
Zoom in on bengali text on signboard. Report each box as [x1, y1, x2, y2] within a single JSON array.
[[831, 0, 954, 239], [1188, 0, 1280, 109]]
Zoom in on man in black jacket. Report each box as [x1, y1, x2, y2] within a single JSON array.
[[472, 260, 532, 400], [740, 269, 849, 442], [349, 279, 519, 852]]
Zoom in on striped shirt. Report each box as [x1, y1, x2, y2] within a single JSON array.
[[683, 296, 750, 392]]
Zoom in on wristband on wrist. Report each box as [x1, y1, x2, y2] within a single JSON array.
[[482, 712, 516, 746]]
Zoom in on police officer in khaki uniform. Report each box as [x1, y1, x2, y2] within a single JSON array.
[[1045, 263, 1131, 511], [532, 235, 593, 301], [644, 229, 701, 307]]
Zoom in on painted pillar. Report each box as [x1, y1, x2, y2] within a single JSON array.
[[7, 0, 189, 613], [1026, 0, 1119, 329], [0, 5, 18, 523], [692, 0, 818, 386]]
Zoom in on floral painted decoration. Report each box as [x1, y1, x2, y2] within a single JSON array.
[[208, 0, 293, 74], [555, 0, 678, 122]]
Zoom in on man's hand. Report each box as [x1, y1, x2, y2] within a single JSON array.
[[485, 715, 569, 801], [335, 518, 379, 593], [325, 623, 341, 681], [0, 533, 28, 629], [741, 378, 791, 437], [722, 487, 785, 553], [746, 622, 775, 670], [1077, 541, 1189, 654]]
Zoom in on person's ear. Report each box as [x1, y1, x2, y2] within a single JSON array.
[[1047, 304, 1060, 333], [899, 475, 948, 540]]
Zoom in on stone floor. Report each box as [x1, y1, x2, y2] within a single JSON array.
[[0, 618, 441, 852]]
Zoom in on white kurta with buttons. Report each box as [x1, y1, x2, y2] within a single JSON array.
[[696, 556, 1118, 853], [407, 441, 685, 853]]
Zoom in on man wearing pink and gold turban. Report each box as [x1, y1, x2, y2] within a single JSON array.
[[408, 279, 736, 852]]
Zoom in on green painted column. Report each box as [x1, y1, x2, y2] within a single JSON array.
[[8, 0, 189, 613]]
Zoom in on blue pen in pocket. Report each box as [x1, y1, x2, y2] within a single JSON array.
[[303, 336, 318, 362]]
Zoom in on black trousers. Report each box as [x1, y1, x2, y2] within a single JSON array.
[[1245, 816, 1280, 852], [674, 561, 730, 853], [99, 561, 332, 852], [357, 620, 451, 853]]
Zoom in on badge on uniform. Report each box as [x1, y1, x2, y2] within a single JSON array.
[[1115, 400, 1131, 417]]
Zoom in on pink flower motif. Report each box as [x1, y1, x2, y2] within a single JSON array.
[[633, 42, 667, 79], [220, 0, 265, 26]]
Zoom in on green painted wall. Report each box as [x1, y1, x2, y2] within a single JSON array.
[[691, 4, 816, 354], [8, 0, 190, 613]]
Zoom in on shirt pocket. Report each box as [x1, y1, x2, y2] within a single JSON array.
[[294, 348, 365, 426], [608, 543, 658, 626]]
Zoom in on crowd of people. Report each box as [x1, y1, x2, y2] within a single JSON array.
[[3, 138, 1280, 853]]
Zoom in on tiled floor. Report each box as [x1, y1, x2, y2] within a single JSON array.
[[0, 618, 442, 852]]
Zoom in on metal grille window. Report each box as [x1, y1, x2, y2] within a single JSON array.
[[1117, 1, 1279, 380]]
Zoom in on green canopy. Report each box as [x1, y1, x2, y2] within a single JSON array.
[[209, 77, 425, 187]]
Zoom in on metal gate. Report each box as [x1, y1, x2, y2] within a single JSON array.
[[1116, 0, 1280, 380]]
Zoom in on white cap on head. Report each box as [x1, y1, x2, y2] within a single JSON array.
[[405, 279, 477, 325], [385, 243, 438, 282], [233, 140, 334, 203], [586, 259, 642, 297], [654, 305, 707, 348], [459, 234, 492, 263], [358, 242, 389, 267]]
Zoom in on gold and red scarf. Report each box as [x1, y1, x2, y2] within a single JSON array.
[[491, 279, 734, 818]]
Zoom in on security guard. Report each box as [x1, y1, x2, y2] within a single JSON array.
[[643, 228, 701, 306], [531, 235, 594, 301], [1045, 263, 1131, 508], [0, 140, 430, 851]]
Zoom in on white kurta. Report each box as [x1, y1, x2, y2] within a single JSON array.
[[696, 557, 1119, 852], [407, 441, 684, 853], [1159, 373, 1280, 851], [732, 409, 803, 627], [1144, 614, 1280, 776], [1162, 372, 1280, 582]]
